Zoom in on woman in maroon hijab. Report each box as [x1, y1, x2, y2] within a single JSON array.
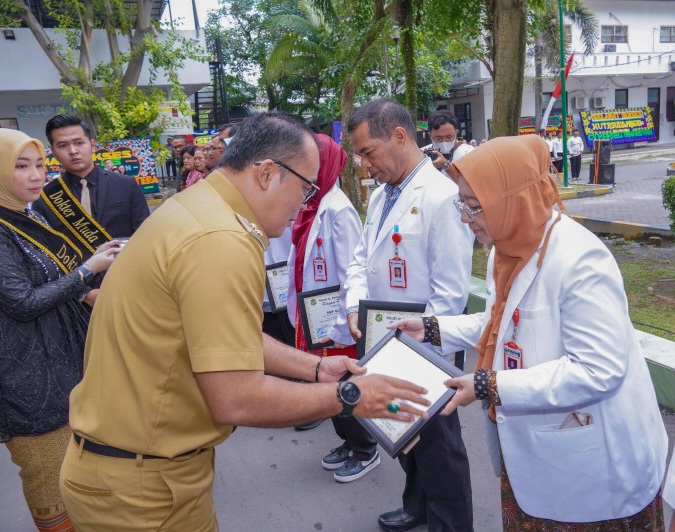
[[287, 135, 379, 482]]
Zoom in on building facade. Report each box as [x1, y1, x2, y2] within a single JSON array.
[[0, 5, 209, 142], [437, 0, 675, 147]]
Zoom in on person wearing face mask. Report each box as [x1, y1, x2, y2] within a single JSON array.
[[421, 110, 474, 177], [0, 128, 118, 532]]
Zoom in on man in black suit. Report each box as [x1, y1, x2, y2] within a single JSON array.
[[34, 115, 150, 298], [35, 114, 149, 242]]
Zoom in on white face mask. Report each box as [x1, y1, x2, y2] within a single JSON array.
[[432, 141, 455, 154]]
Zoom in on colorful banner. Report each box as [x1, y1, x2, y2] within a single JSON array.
[[516, 115, 574, 136], [487, 115, 573, 137], [580, 107, 657, 146], [45, 138, 160, 194], [190, 129, 219, 146]]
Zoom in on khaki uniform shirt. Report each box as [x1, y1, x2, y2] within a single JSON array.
[[69, 171, 269, 458]]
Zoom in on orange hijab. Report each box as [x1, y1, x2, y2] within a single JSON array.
[[451, 135, 563, 373]]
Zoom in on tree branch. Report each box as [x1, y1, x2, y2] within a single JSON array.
[[13, 0, 77, 84], [121, 0, 155, 94]]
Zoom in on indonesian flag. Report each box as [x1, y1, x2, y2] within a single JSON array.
[[541, 52, 575, 130]]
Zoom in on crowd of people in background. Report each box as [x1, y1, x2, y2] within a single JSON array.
[[0, 102, 673, 532]]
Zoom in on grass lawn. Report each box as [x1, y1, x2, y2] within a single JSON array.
[[470, 241, 675, 342]]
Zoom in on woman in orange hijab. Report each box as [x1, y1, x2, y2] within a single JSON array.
[[395, 135, 667, 531]]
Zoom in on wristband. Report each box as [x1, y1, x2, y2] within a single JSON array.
[[315, 356, 323, 382]]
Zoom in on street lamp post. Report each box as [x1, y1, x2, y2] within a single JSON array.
[[559, 0, 569, 187]]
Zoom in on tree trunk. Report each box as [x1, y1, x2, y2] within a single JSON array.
[[395, 0, 417, 116], [340, 78, 364, 216], [13, 0, 77, 84], [120, 0, 155, 96], [339, 0, 386, 214], [490, 0, 527, 137], [534, 36, 543, 129]]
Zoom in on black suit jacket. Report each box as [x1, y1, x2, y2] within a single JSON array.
[[35, 166, 150, 239]]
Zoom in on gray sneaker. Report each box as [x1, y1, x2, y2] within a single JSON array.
[[322, 443, 352, 470], [334, 451, 380, 483]]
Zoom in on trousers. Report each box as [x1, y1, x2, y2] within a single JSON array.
[[60, 437, 217, 532], [399, 411, 473, 532]]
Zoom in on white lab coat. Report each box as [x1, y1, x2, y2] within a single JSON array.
[[345, 157, 473, 324], [286, 185, 362, 346], [263, 226, 292, 307], [437, 213, 668, 522]]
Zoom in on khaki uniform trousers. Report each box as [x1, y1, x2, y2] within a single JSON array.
[[60, 437, 217, 532]]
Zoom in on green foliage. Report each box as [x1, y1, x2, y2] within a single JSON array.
[[662, 176, 675, 233], [8, 0, 207, 164]]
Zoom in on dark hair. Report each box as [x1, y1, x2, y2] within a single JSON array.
[[180, 145, 197, 157], [226, 123, 239, 137], [427, 110, 461, 133], [347, 98, 416, 141], [218, 123, 233, 132], [172, 136, 187, 143], [219, 111, 315, 171], [46, 114, 93, 145]]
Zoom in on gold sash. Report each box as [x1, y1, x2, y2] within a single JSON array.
[[39, 178, 111, 257], [0, 207, 83, 273]]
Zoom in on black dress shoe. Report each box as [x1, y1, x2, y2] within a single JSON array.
[[378, 508, 426, 532]]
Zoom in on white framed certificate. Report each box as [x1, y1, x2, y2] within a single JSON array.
[[265, 261, 289, 312], [352, 330, 464, 458], [297, 285, 341, 350], [356, 300, 426, 359]]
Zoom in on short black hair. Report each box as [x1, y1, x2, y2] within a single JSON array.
[[226, 123, 239, 137], [427, 110, 461, 133], [347, 98, 416, 141], [219, 111, 315, 171], [218, 123, 233, 132], [180, 145, 197, 157], [46, 114, 93, 145]]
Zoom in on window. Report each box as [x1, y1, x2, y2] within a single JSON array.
[[601, 25, 628, 43], [615, 89, 628, 109], [564, 25, 572, 46], [661, 26, 675, 43]]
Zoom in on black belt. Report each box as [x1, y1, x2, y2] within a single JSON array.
[[73, 434, 200, 460]]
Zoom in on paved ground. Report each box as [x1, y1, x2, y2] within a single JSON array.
[[2, 350, 673, 532], [2, 146, 674, 532], [563, 158, 673, 230]]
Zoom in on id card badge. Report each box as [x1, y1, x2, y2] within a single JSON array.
[[313, 257, 327, 281], [389, 257, 407, 288], [504, 341, 523, 369]]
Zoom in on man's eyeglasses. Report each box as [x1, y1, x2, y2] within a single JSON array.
[[255, 160, 320, 205], [453, 198, 484, 221]]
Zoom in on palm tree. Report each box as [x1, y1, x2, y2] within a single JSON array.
[[263, 1, 333, 114]]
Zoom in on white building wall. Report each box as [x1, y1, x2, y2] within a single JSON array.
[[0, 28, 209, 141], [444, 0, 675, 145]]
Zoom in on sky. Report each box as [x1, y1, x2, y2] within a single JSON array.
[[161, 0, 222, 31]]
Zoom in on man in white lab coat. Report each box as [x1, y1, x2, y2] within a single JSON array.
[[344, 98, 474, 532]]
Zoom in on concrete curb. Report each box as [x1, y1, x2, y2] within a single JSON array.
[[559, 185, 613, 200], [570, 215, 672, 239]]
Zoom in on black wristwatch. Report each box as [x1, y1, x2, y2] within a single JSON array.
[[337, 381, 361, 417], [77, 265, 95, 286]]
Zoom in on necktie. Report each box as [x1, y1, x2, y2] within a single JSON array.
[[376, 185, 402, 237], [80, 178, 91, 214]]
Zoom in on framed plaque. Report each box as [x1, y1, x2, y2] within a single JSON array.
[[353, 329, 464, 458], [265, 261, 289, 312], [356, 300, 426, 359], [297, 285, 341, 350]]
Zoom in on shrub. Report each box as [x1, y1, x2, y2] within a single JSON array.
[[662, 176, 675, 233]]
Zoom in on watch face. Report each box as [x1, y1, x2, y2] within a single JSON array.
[[341, 382, 360, 405]]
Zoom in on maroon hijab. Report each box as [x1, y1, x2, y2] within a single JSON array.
[[291, 134, 347, 294]]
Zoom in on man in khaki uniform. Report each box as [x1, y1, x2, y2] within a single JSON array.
[[60, 112, 429, 532]]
